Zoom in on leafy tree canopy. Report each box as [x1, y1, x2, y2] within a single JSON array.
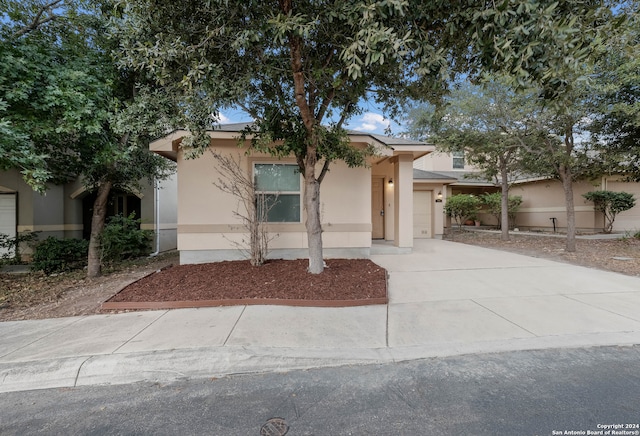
[[114, 0, 617, 272], [0, 0, 177, 192], [588, 3, 640, 180], [1, 0, 183, 277]]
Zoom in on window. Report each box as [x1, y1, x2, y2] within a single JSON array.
[[452, 150, 465, 169], [254, 163, 301, 222]]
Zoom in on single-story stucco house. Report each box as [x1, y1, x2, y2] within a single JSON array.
[[0, 168, 178, 258], [150, 124, 455, 265]]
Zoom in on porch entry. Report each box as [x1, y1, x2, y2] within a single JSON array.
[[371, 177, 385, 239], [413, 190, 432, 238]]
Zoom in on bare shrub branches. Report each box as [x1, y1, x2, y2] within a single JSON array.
[[209, 150, 276, 266]]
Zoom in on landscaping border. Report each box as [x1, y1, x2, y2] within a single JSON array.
[[101, 296, 388, 311]]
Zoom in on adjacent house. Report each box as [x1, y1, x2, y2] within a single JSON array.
[[0, 168, 177, 258], [150, 124, 455, 265], [415, 150, 640, 233]]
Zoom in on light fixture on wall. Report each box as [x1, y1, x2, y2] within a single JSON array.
[[437, 191, 443, 200], [388, 179, 393, 185]]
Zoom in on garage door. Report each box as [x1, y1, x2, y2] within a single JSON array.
[[0, 193, 17, 257], [413, 191, 432, 238], [606, 181, 640, 232]]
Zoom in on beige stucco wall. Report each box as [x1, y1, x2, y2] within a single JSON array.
[[510, 179, 600, 231], [0, 169, 34, 231], [0, 168, 83, 239], [414, 151, 478, 172], [601, 177, 640, 232], [176, 142, 372, 263], [1, 168, 178, 246]]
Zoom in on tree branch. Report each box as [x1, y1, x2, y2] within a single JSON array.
[[14, 0, 64, 38], [280, 0, 314, 132], [317, 158, 331, 184]]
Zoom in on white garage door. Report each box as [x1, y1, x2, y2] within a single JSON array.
[[0, 194, 17, 257], [606, 181, 640, 232], [413, 191, 432, 238]]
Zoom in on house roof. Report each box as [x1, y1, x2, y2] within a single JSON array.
[[413, 169, 458, 184], [150, 125, 433, 161], [430, 171, 498, 187]]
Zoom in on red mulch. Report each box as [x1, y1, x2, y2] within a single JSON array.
[[106, 258, 387, 304]]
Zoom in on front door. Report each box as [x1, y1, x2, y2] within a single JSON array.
[[371, 178, 384, 239]]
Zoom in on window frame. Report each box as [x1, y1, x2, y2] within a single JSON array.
[[452, 150, 465, 169], [253, 162, 302, 223]]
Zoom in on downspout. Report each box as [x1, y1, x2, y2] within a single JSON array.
[[149, 179, 160, 257]]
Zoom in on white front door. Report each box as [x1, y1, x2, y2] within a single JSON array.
[[413, 191, 432, 238]]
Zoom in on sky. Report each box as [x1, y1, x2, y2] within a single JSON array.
[[217, 108, 405, 137]]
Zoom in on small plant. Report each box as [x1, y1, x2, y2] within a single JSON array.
[[210, 151, 277, 266], [32, 237, 89, 274], [100, 213, 153, 263], [481, 192, 523, 230], [445, 194, 481, 228], [583, 190, 635, 234], [0, 231, 39, 265]]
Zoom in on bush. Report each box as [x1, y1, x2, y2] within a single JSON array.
[[0, 231, 39, 265], [445, 194, 481, 228], [481, 192, 523, 229], [100, 213, 153, 263], [583, 190, 636, 234], [32, 237, 89, 274]]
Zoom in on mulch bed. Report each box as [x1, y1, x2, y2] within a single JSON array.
[[103, 258, 388, 310]]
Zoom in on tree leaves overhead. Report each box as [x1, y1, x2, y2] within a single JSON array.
[[588, 3, 640, 181], [0, 0, 180, 192]]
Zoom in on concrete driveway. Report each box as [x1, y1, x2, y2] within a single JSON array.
[[1, 238, 640, 393]]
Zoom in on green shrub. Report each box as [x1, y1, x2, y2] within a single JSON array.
[[32, 237, 89, 274], [481, 192, 523, 229], [0, 231, 39, 265], [445, 194, 481, 228], [583, 190, 636, 234], [100, 213, 153, 263]]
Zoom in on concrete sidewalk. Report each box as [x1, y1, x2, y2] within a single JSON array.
[[2, 239, 640, 393]]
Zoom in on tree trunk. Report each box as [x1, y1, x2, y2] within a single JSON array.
[[304, 134, 324, 274], [87, 180, 112, 278], [559, 164, 577, 252], [304, 173, 323, 274], [499, 158, 510, 241]]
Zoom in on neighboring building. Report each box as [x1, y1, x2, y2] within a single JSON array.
[[0, 168, 177, 259], [510, 176, 640, 233], [150, 125, 455, 265], [415, 151, 640, 233]]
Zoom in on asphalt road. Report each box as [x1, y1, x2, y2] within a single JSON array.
[[1, 346, 639, 436]]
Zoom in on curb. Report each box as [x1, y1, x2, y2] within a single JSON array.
[[101, 297, 388, 311]]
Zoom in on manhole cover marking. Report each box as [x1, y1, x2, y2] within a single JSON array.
[[260, 417, 289, 436]]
